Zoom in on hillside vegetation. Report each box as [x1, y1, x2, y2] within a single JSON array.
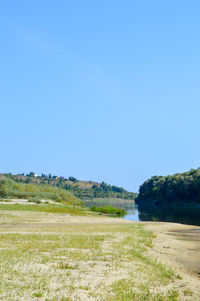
[[136, 167, 200, 205], [0, 176, 81, 206], [1, 172, 137, 200]]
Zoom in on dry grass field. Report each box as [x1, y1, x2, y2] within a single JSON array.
[[0, 205, 199, 300]]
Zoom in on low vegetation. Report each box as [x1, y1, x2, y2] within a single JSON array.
[[0, 209, 184, 300], [0, 176, 132, 218], [0, 203, 88, 215], [0, 177, 82, 206], [91, 205, 127, 216], [84, 197, 135, 208]]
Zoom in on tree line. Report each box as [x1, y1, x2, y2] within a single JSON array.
[[136, 168, 200, 204], [1, 173, 137, 200]]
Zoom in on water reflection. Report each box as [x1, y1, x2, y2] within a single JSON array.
[[123, 205, 140, 221], [84, 199, 200, 226], [137, 203, 200, 226]]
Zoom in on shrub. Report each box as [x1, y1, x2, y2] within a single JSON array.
[[90, 205, 126, 216]]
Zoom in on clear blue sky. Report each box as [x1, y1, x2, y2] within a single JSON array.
[[1, 1, 200, 191]]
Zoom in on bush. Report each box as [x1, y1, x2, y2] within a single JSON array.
[[90, 205, 126, 216], [28, 198, 41, 204]]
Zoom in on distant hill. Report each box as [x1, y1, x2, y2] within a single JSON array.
[[136, 167, 200, 205], [0, 172, 137, 200]]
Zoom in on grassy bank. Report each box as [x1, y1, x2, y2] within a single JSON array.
[[0, 203, 88, 215]]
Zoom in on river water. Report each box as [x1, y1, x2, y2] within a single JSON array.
[[84, 200, 200, 226], [123, 203, 200, 226]]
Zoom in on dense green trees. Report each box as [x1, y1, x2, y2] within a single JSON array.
[[136, 168, 200, 204], [68, 176, 78, 183]]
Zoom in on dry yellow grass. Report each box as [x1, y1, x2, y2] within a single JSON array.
[[0, 209, 199, 300]]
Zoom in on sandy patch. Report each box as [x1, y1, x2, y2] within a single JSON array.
[[145, 222, 200, 298]]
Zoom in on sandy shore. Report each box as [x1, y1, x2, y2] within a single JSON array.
[[145, 222, 200, 297], [145, 222, 200, 275]]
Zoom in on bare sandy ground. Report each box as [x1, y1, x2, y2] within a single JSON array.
[[145, 222, 200, 275], [0, 211, 132, 233], [145, 222, 200, 297], [0, 198, 57, 204], [0, 210, 133, 224]]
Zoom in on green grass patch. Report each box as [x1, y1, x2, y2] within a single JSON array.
[[90, 205, 126, 216], [110, 279, 179, 301], [0, 203, 87, 215]]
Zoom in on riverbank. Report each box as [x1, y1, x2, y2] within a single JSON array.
[[145, 222, 200, 275], [0, 209, 199, 300], [145, 222, 200, 298]]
